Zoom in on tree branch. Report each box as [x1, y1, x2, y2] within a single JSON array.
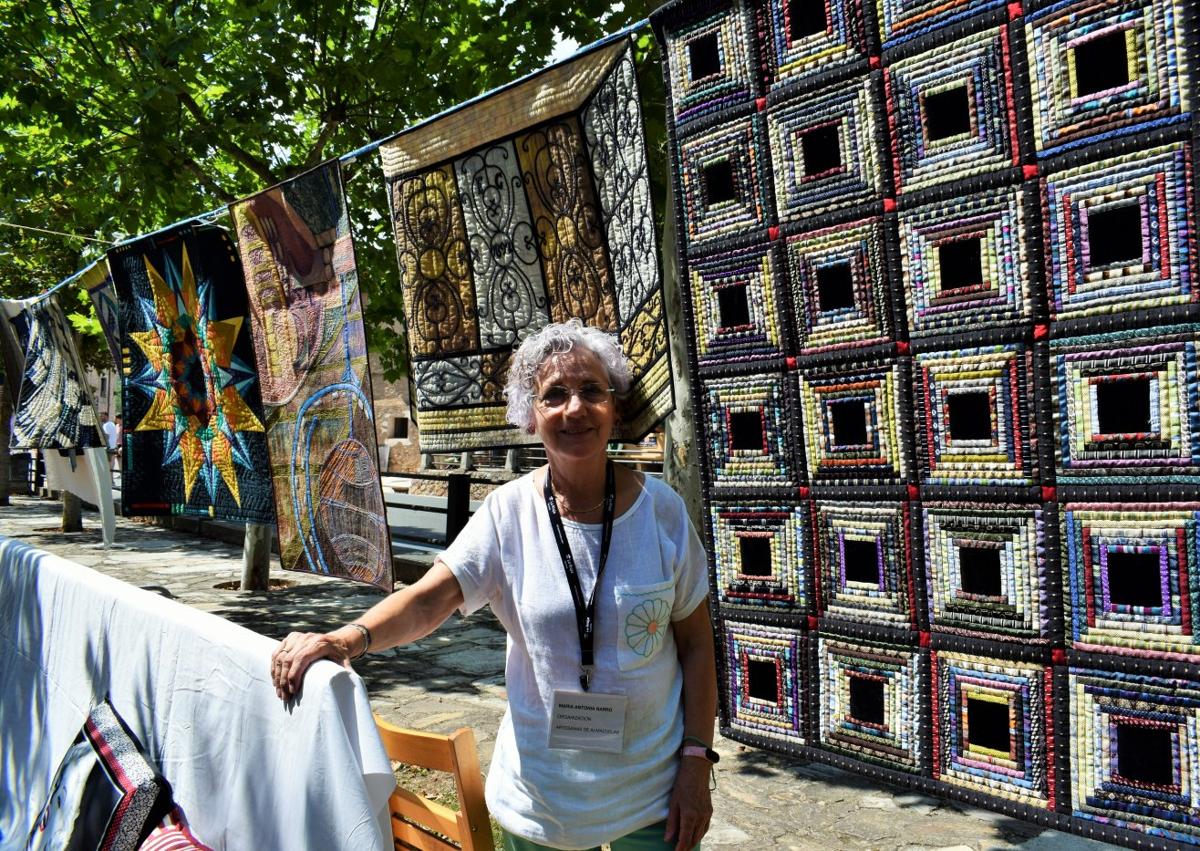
[[179, 156, 235, 203], [176, 90, 278, 184], [303, 112, 343, 168]]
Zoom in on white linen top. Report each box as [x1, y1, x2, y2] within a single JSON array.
[[440, 472, 709, 850]]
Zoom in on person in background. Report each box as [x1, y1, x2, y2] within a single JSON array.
[[99, 412, 118, 472], [113, 415, 124, 477], [271, 319, 717, 851]]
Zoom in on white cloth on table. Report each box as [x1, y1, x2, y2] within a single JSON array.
[[0, 536, 394, 850], [441, 473, 710, 850]]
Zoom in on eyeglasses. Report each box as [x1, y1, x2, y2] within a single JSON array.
[[533, 383, 615, 410]]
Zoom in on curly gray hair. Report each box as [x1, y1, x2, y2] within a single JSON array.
[[505, 319, 632, 433]]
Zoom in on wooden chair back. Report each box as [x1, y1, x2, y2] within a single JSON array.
[[374, 715, 494, 851]]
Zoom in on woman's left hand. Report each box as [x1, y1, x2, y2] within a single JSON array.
[[270, 630, 353, 701], [665, 756, 712, 851]]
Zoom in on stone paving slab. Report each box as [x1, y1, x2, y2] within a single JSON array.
[[1, 497, 1117, 850]]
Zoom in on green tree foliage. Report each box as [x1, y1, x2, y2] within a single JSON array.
[[0, 0, 656, 378]]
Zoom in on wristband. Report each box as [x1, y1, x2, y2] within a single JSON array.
[[680, 743, 720, 764], [347, 623, 372, 660]]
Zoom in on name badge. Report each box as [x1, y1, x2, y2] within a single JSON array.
[[548, 690, 627, 753]]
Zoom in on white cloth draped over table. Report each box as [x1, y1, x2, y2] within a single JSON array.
[[0, 536, 394, 850]]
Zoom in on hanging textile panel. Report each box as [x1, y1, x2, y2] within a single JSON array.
[[0, 296, 36, 405], [230, 162, 391, 590], [379, 37, 672, 452], [0, 294, 115, 543], [107, 224, 274, 524], [653, 0, 1200, 845], [81, 257, 123, 368], [8, 295, 103, 450]]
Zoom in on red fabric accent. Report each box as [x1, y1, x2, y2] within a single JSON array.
[[1052, 648, 1067, 665], [140, 823, 214, 851], [1041, 486, 1057, 502], [896, 341, 910, 355], [756, 97, 767, 112], [769, 225, 780, 241], [882, 198, 896, 213], [919, 631, 931, 647], [798, 486, 809, 498], [1008, 1, 1022, 19], [1023, 164, 1039, 180], [907, 484, 920, 501], [1033, 323, 1049, 340], [807, 615, 819, 631], [869, 55, 881, 69], [85, 717, 139, 851]]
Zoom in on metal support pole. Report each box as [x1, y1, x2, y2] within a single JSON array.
[[241, 523, 272, 591], [446, 473, 471, 543]]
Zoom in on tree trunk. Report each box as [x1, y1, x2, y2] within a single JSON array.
[[240, 522, 272, 591], [660, 178, 704, 532], [62, 490, 83, 532]]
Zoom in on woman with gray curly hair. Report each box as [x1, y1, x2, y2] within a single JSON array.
[[272, 319, 716, 851]]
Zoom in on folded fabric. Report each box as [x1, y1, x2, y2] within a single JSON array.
[[26, 698, 172, 851], [137, 807, 213, 851]]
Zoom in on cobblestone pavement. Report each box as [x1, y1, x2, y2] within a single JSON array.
[[3, 497, 1115, 850]]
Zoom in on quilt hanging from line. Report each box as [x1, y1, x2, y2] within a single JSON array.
[[0, 295, 116, 544], [379, 37, 672, 452], [0, 296, 36, 406], [107, 224, 274, 524], [652, 0, 1200, 846], [7, 295, 103, 450], [81, 257, 123, 368], [230, 162, 390, 590]]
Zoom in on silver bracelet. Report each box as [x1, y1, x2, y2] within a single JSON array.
[[347, 623, 372, 660]]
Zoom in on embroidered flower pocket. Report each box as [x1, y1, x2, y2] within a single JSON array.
[[615, 578, 676, 672]]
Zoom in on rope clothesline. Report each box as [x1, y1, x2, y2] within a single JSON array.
[[27, 18, 650, 305], [0, 220, 117, 245]]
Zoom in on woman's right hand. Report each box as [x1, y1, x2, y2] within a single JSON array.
[[270, 629, 356, 701]]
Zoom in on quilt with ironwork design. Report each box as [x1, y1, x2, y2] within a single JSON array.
[[107, 223, 274, 523], [379, 37, 672, 452], [230, 162, 391, 590]]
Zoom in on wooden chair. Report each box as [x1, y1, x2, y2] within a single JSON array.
[[374, 715, 495, 851]]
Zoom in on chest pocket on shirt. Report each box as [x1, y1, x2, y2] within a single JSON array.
[[614, 578, 676, 672]]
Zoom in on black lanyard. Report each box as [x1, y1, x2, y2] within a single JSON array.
[[544, 460, 616, 692]]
